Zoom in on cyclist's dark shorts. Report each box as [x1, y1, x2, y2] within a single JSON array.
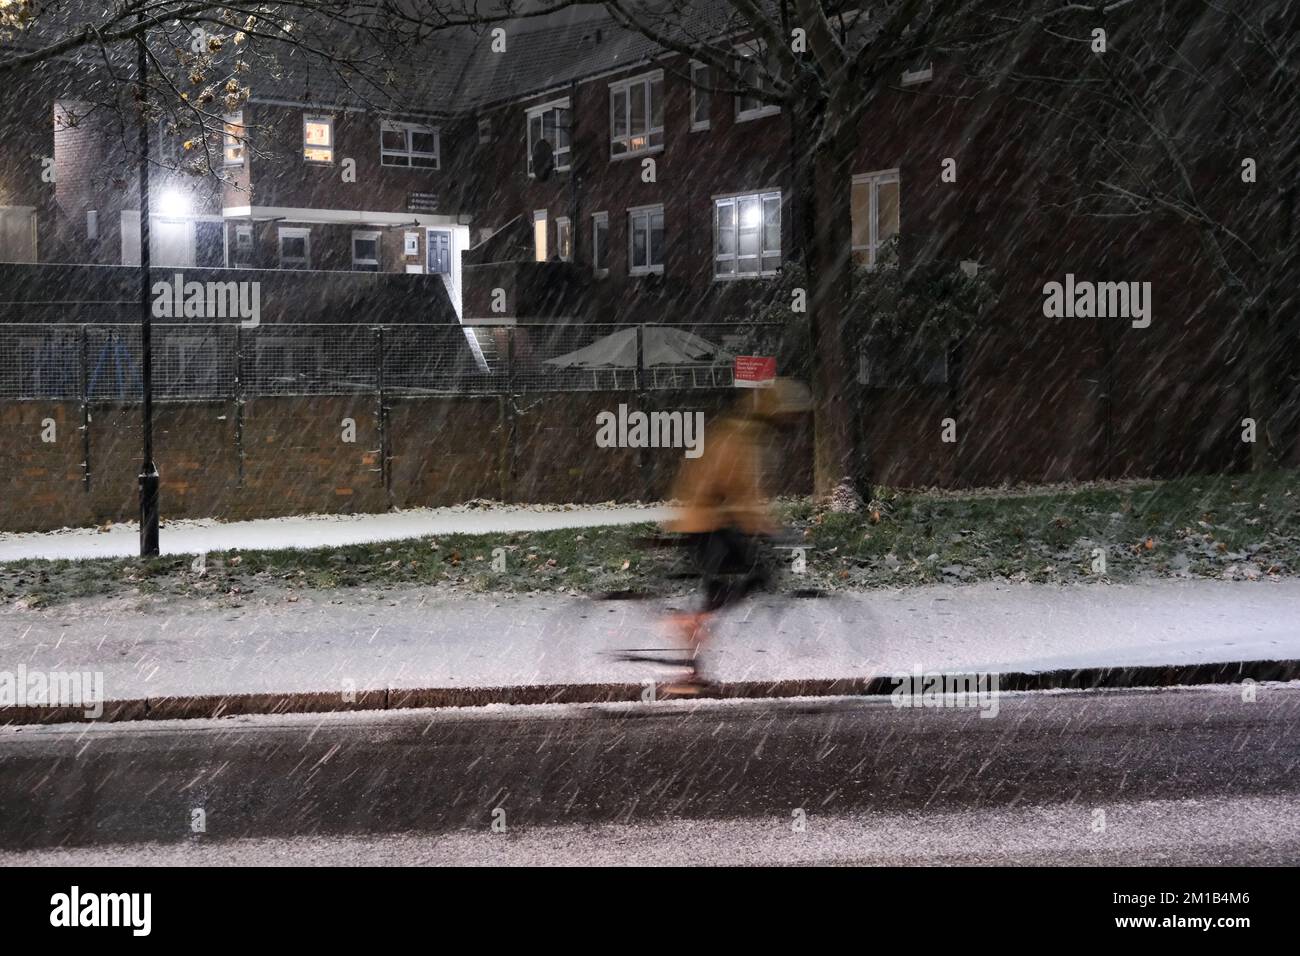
[[685, 527, 770, 612]]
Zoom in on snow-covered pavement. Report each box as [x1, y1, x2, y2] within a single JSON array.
[[8, 794, 1295, 866], [0, 503, 673, 563], [2, 579, 1297, 704]]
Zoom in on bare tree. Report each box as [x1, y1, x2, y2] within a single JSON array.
[[969, 0, 1299, 469], [578, 0, 976, 505], [2, 2, 419, 190]]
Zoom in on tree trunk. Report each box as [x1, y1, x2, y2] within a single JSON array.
[[801, 102, 864, 503], [1247, 185, 1298, 471], [1246, 298, 1300, 471]]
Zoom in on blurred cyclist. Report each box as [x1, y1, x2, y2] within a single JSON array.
[[661, 377, 812, 693]]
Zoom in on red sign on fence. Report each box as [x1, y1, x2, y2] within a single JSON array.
[[733, 355, 777, 388]]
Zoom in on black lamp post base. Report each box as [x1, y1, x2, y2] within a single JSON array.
[[139, 463, 160, 557]]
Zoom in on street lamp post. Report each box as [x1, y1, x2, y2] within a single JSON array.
[[136, 17, 160, 557]]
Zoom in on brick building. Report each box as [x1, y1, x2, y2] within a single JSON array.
[[1, 1, 1294, 515]]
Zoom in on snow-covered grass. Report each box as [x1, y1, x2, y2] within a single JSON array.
[[1, 469, 1296, 608]]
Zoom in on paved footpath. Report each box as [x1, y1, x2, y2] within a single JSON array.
[[0, 504, 673, 562], [1, 579, 1297, 705]]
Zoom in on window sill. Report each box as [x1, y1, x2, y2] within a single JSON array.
[[609, 145, 664, 162], [526, 166, 572, 179], [690, 122, 710, 133], [629, 266, 664, 276], [735, 108, 781, 123], [713, 270, 781, 281]]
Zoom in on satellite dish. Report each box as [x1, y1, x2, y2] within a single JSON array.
[[531, 139, 554, 181]]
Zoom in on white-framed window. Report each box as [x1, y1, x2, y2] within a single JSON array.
[[380, 120, 439, 168], [591, 211, 609, 275], [714, 191, 781, 278], [851, 169, 900, 266], [352, 230, 381, 271], [232, 223, 254, 267], [610, 70, 664, 158], [278, 226, 311, 269], [734, 45, 781, 121], [303, 114, 334, 163], [533, 209, 547, 262], [404, 231, 420, 255], [628, 204, 664, 275], [555, 217, 572, 262], [478, 116, 492, 144], [526, 99, 571, 175], [223, 112, 244, 166], [690, 62, 711, 131]]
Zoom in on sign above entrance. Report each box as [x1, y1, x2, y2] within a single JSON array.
[[407, 192, 439, 213]]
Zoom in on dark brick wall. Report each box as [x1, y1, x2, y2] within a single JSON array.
[[437, 27, 1261, 489], [236, 103, 446, 214]]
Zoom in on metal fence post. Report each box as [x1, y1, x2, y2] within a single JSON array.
[[502, 326, 517, 502], [234, 324, 245, 488], [79, 324, 91, 492], [634, 325, 648, 490], [374, 326, 391, 507], [636, 324, 645, 391]]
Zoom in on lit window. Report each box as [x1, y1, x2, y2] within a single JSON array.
[[352, 230, 381, 271], [591, 211, 608, 274], [555, 217, 572, 262], [526, 100, 571, 175], [223, 112, 244, 166], [610, 71, 663, 158], [303, 115, 334, 163], [533, 210, 547, 262], [628, 205, 664, 275], [380, 120, 439, 168], [850, 170, 900, 266], [278, 226, 311, 269], [690, 63, 711, 131], [714, 191, 780, 278]]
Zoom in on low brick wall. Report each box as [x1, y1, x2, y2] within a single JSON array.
[[0, 391, 815, 533]]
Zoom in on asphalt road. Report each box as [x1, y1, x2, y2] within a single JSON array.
[[2, 684, 1298, 864]]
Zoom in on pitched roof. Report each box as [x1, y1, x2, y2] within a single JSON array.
[[5, 1, 790, 115]]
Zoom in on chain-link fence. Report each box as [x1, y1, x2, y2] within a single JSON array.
[[0, 321, 789, 401]]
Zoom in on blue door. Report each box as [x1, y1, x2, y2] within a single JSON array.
[[426, 229, 451, 274]]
